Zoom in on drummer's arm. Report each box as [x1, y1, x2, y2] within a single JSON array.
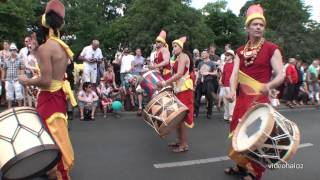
[[164, 57, 187, 85], [228, 54, 240, 100], [21, 45, 51, 89], [154, 48, 170, 69], [267, 49, 284, 89]]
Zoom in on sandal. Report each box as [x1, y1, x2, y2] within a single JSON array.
[[172, 145, 189, 153], [286, 103, 294, 108], [91, 116, 95, 121], [80, 116, 84, 121], [137, 108, 142, 116], [168, 142, 180, 147], [224, 166, 246, 176], [240, 173, 256, 180]]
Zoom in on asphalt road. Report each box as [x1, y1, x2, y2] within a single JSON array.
[[1, 106, 319, 180], [69, 107, 319, 180]]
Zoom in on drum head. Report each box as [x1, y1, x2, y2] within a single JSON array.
[[2, 145, 60, 180], [159, 108, 188, 136], [233, 104, 275, 152]]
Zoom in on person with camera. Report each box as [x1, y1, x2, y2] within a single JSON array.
[[79, 39, 103, 84]]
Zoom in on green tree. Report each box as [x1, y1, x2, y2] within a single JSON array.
[[203, 0, 245, 54], [0, 0, 39, 47], [61, 0, 132, 57], [104, 0, 215, 57]]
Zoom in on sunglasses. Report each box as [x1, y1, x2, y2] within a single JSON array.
[[9, 49, 17, 52]]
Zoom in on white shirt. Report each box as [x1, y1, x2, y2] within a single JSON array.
[[80, 45, 103, 69], [120, 54, 134, 73], [19, 47, 29, 60], [150, 51, 156, 65]]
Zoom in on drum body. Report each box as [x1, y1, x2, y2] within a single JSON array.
[[232, 103, 300, 168], [142, 90, 188, 136], [140, 70, 164, 97], [0, 107, 60, 180]]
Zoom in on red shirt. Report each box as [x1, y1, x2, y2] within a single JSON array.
[[286, 64, 298, 84], [155, 51, 171, 71], [237, 41, 278, 84], [231, 41, 279, 132], [221, 61, 234, 87]]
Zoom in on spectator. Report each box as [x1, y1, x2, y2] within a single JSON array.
[[220, 44, 231, 65], [306, 60, 319, 105], [78, 82, 99, 121], [194, 49, 218, 119], [103, 63, 117, 88], [285, 58, 298, 108], [127, 74, 144, 116], [209, 43, 220, 62], [0, 40, 11, 62], [24, 44, 38, 78], [131, 48, 145, 75], [97, 78, 114, 118], [79, 40, 104, 84], [19, 36, 31, 60], [193, 49, 201, 69], [2, 43, 25, 108], [293, 59, 304, 105], [24, 44, 38, 107], [118, 47, 134, 87], [220, 50, 235, 122]]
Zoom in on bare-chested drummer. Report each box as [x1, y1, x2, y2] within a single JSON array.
[[18, 0, 74, 179]]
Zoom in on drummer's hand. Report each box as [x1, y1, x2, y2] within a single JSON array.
[[226, 91, 236, 103], [260, 83, 271, 96], [157, 81, 166, 89], [148, 65, 155, 70], [18, 75, 29, 86], [201, 71, 209, 76]]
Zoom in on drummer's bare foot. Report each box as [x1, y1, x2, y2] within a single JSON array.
[[172, 145, 189, 153], [224, 166, 246, 176]]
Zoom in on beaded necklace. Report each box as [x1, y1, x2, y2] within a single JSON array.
[[241, 38, 265, 66]]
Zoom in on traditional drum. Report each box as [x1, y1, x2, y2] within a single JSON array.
[[140, 70, 164, 97], [232, 103, 300, 168], [142, 90, 188, 136], [0, 107, 60, 180]]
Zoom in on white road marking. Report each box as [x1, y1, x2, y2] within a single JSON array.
[[154, 143, 314, 169]]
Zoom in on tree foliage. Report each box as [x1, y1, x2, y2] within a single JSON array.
[[203, 0, 246, 54], [0, 0, 39, 47], [102, 0, 214, 58]]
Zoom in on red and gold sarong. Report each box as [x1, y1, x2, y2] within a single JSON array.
[[37, 80, 74, 180]]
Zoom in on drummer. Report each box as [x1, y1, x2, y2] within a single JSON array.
[[18, 0, 74, 179], [225, 4, 284, 180], [149, 30, 171, 80], [157, 36, 194, 153]]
